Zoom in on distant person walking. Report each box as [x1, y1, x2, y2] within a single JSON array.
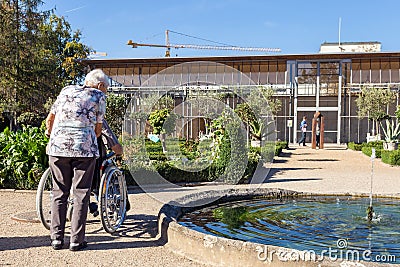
[[316, 120, 321, 148], [298, 116, 307, 146]]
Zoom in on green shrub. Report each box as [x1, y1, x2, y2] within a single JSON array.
[[147, 152, 167, 161], [347, 140, 399, 166], [145, 140, 163, 153], [17, 112, 45, 127], [275, 146, 282, 156], [347, 142, 363, 151], [364, 140, 384, 149], [381, 149, 400, 165], [124, 128, 279, 185], [150, 154, 261, 185], [381, 150, 393, 164], [273, 140, 288, 156], [154, 161, 213, 183], [106, 93, 128, 137], [125, 135, 264, 186], [213, 122, 248, 184], [276, 141, 288, 149], [240, 151, 260, 183], [361, 146, 382, 158], [179, 139, 199, 160], [0, 126, 48, 189], [390, 150, 400, 165]]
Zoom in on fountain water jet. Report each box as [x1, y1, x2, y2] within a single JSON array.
[[367, 148, 375, 222]]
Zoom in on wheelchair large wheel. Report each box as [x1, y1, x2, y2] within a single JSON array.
[[36, 168, 53, 230], [99, 166, 127, 233]]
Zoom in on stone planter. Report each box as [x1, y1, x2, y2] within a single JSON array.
[[383, 142, 399, 151], [366, 133, 381, 143], [251, 140, 261, 147]]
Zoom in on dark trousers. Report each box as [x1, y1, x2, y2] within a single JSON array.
[[49, 156, 96, 244], [298, 132, 307, 145]]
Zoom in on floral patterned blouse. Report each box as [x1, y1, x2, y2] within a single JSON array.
[[47, 85, 106, 158]]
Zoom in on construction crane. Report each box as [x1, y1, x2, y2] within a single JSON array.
[[127, 30, 281, 57]]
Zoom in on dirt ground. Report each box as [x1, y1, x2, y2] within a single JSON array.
[[1, 145, 399, 266], [0, 189, 205, 267]]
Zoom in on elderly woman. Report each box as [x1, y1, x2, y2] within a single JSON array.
[[45, 69, 108, 251]]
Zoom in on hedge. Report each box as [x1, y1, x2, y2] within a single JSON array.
[[0, 119, 289, 189], [347, 142, 363, 151], [361, 146, 382, 158], [381, 150, 400, 165], [348, 141, 400, 166], [124, 138, 286, 186], [126, 152, 260, 185], [363, 140, 384, 150]]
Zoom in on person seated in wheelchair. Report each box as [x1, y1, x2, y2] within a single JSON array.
[[89, 119, 130, 215]]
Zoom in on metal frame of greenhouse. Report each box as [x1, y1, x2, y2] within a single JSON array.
[[81, 52, 400, 144]]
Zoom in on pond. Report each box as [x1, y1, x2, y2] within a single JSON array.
[[179, 196, 400, 263]]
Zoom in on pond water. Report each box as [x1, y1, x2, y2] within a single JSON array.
[[179, 196, 400, 263]]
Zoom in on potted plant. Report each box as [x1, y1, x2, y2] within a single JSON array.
[[356, 87, 395, 142], [234, 87, 281, 148], [380, 119, 400, 150]]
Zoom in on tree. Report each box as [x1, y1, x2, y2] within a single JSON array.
[[148, 108, 178, 153], [356, 87, 395, 136], [0, 1, 90, 128], [148, 109, 177, 135], [235, 103, 259, 140], [0, 0, 47, 126], [38, 15, 90, 87], [396, 105, 400, 120], [235, 87, 281, 141], [106, 93, 127, 137]]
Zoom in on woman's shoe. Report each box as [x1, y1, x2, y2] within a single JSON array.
[[51, 240, 64, 250], [69, 241, 88, 251]]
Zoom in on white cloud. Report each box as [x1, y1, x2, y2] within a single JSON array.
[[264, 21, 276, 28], [65, 5, 86, 13]]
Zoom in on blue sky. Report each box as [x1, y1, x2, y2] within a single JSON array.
[[41, 0, 400, 59]]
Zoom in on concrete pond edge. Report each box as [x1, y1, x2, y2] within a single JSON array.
[[157, 187, 399, 267]]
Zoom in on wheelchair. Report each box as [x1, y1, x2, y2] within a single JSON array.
[[36, 149, 128, 234]]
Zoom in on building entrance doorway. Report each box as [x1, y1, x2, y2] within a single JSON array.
[[293, 60, 342, 144]]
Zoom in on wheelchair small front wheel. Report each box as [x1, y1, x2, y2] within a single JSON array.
[[99, 166, 127, 233]]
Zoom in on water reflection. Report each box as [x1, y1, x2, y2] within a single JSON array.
[[179, 196, 400, 263]]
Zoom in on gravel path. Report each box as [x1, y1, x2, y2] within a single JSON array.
[[0, 190, 205, 267], [264, 145, 400, 196], [1, 145, 399, 266]]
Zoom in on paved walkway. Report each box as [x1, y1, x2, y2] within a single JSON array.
[[263, 145, 400, 196], [1, 145, 399, 266]]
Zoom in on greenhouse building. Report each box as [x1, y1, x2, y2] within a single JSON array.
[[81, 45, 400, 144]]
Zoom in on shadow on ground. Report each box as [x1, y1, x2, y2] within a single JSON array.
[[298, 159, 338, 162], [0, 214, 163, 252], [0, 235, 50, 251], [272, 159, 288, 164], [265, 167, 322, 179], [277, 151, 292, 158], [118, 214, 158, 238], [84, 213, 164, 250], [266, 178, 322, 183]]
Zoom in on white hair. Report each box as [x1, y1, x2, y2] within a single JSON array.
[[84, 69, 110, 88]]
